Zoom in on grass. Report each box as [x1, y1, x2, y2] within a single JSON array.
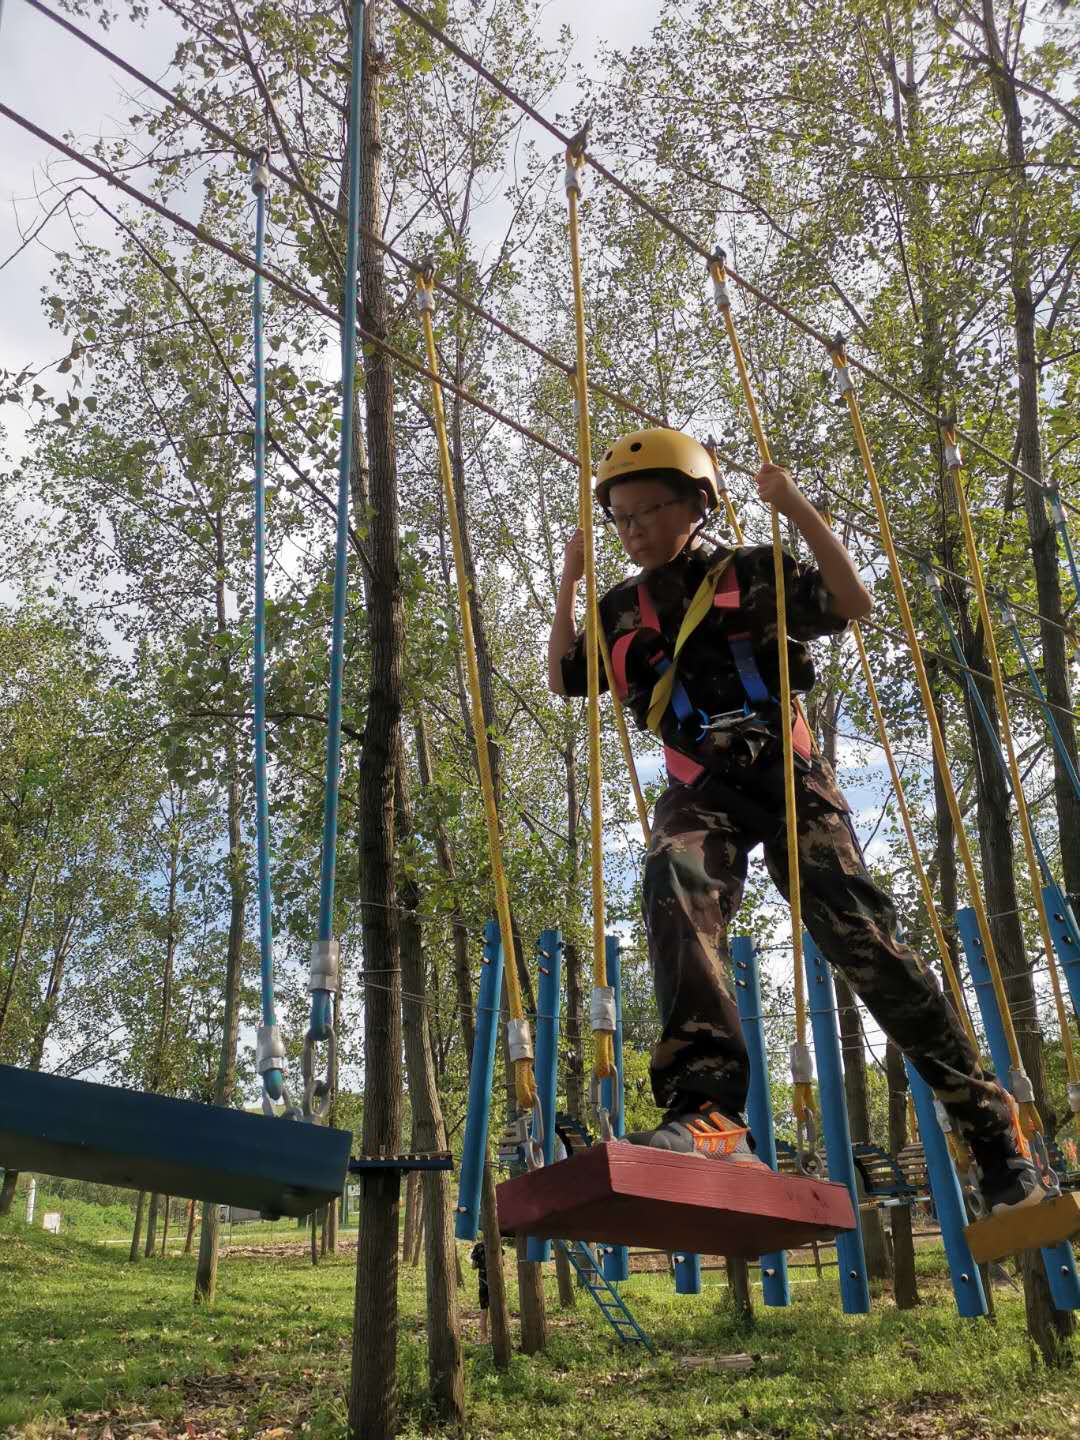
[[3, 1210, 1080, 1439]]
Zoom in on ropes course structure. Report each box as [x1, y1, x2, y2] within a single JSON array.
[[5, 0, 1080, 1413]]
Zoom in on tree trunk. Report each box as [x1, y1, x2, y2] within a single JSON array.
[[555, 1243, 576, 1308], [402, 1166, 420, 1260], [129, 1191, 146, 1263], [834, 972, 892, 1281], [0, 1171, 18, 1216], [195, 527, 247, 1305], [414, 709, 512, 1357], [349, 7, 405, 1435], [480, 1162, 513, 1369], [725, 1256, 754, 1326], [144, 1192, 159, 1258], [516, 1232, 547, 1354], [979, 0, 1080, 907], [885, 1041, 919, 1309], [311, 1209, 319, 1266], [395, 764, 464, 1422], [160, 1197, 171, 1257], [183, 1198, 196, 1255]]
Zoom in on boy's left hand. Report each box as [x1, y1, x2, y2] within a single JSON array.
[[754, 462, 802, 515]]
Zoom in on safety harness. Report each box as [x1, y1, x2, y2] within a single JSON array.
[[610, 550, 813, 786]]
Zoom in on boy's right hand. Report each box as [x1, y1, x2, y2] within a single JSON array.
[[561, 527, 585, 584]]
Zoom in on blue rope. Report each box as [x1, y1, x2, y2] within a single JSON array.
[[251, 155, 283, 1102], [996, 594, 1080, 806], [1050, 490, 1080, 608], [311, 0, 365, 1042]]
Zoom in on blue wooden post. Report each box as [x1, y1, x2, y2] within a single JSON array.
[[673, 1252, 702, 1294], [454, 921, 503, 1241], [805, 934, 871, 1314], [602, 933, 631, 1283], [956, 907, 1080, 1310], [905, 1061, 988, 1316], [731, 935, 790, 1307], [527, 929, 563, 1263], [1042, 886, 1080, 1021]]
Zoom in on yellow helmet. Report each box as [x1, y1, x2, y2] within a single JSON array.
[[594, 427, 720, 513]]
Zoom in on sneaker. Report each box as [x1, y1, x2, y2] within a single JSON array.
[[625, 1101, 768, 1165], [979, 1154, 1048, 1216]]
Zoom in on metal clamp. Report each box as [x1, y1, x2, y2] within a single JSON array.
[[250, 148, 271, 195], [790, 1042, 814, 1086], [712, 275, 731, 309], [833, 365, 853, 397], [942, 435, 963, 470], [590, 985, 616, 1032], [1050, 490, 1066, 526], [302, 1025, 337, 1121], [256, 1023, 287, 1076], [507, 1017, 534, 1063], [1009, 1066, 1035, 1105], [309, 938, 341, 994], [416, 285, 435, 313]]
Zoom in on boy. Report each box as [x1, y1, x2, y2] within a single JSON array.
[[547, 426, 1041, 1216]]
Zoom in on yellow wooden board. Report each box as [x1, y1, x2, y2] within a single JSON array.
[[965, 1192, 1080, 1264]]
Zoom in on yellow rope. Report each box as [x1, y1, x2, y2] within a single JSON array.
[[829, 345, 1041, 1136], [598, 628, 652, 844], [710, 254, 813, 1129], [851, 623, 978, 1050], [943, 429, 1079, 1094], [417, 269, 536, 1110], [566, 145, 614, 1081]]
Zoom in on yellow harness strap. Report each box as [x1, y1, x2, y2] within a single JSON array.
[[645, 553, 735, 737]]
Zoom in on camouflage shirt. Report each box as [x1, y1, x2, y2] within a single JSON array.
[[559, 541, 848, 732]]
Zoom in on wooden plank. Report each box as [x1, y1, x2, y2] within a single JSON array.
[[964, 1192, 1080, 1264], [0, 1064, 352, 1217], [496, 1142, 855, 1256]]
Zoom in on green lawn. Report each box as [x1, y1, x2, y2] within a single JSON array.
[[3, 1212, 1080, 1439]]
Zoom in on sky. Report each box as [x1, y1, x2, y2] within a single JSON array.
[[0, 0, 941, 1080]]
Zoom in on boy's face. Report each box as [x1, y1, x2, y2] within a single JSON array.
[[606, 478, 700, 571]]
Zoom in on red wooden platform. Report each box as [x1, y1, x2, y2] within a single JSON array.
[[497, 1142, 856, 1256]]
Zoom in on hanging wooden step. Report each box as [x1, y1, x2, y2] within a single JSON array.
[[965, 1192, 1080, 1264], [0, 1064, 351, 1218], [497, 1141, 855, 1255]]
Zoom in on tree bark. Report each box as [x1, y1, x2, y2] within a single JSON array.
[[160, 1197, 170, 1257], [349, 7, 405, 1435], [195, 518, 247, 1306], [555, 1243, 576, 1308], [725, 1256, 754, 1326], [402, 1168, 420, 1260], [0, 1170, 18, 1216], [979, 0, 1080, 907], [885, 1040, 919, 1310], [144, 1192, 159, 1258], [129, 1191, 146, 1263], [414, 710, 512, 1360], [183, 1198, 196, 1255], [834, 972, 892, 1282], [396, 759, 464, 1423]]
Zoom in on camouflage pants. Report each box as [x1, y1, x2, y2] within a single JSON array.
[[642, 756, 1018, 1172]]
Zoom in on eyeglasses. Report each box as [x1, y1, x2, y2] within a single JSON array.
[[604, 498, 683, 534]]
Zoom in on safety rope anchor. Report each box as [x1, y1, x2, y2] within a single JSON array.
[[589, 1068, 620, 1144]]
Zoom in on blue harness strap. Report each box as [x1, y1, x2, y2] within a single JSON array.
[[727, 632, 771, 704]]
